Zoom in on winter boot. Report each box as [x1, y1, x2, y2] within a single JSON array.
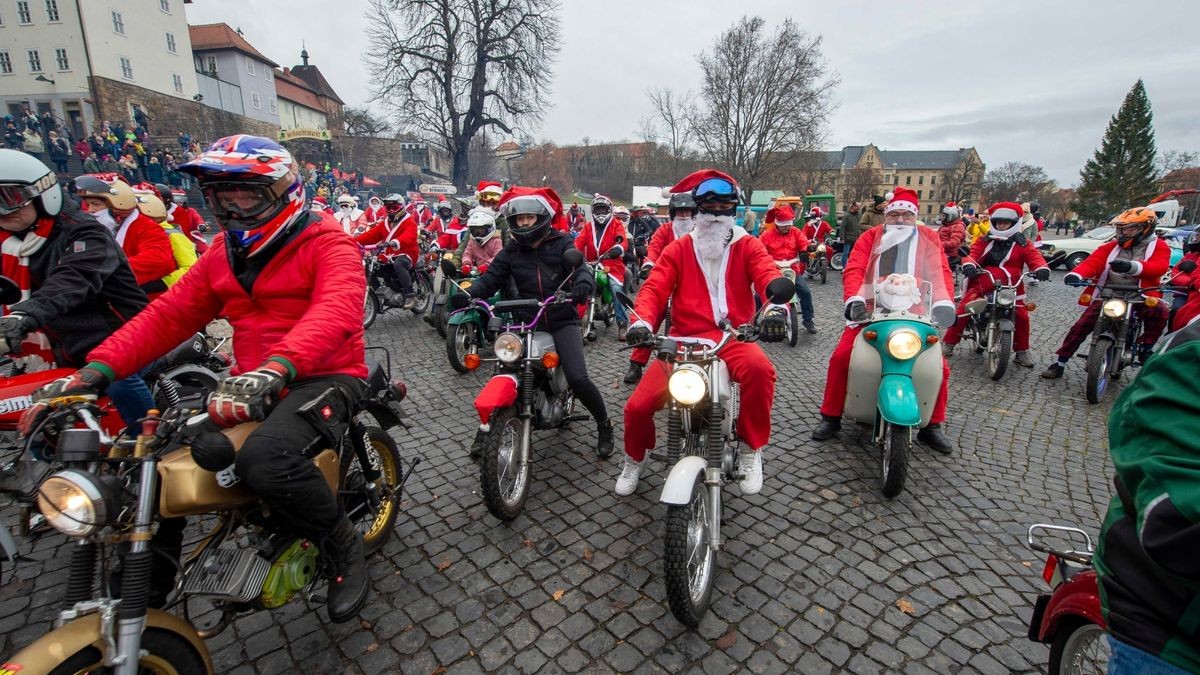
[[597, 419, 614, 459], [803, 320, 817, 334], [617, 322, 628, 341], [917, 424, 954, 455], [1041, 362, 1065, 379], [400, 293, 417, 311], [1014, 351, 1035, 368], [811, 415, 841, 441], [323, 516, 368, 623], [623, 361, 643, 384]]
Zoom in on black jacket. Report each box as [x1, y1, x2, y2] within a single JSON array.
[[12, 200, 148, 367], [630, 216, 659, 243], [467, 230, 592, 330]]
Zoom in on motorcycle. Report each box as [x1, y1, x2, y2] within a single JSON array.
[[1026, 524, 1108, 675], [4, 349, 415, 674], [459, 249, 592, 521], [827, 233, 847, 272], [804, 240, 829, 285], [961, 271, 1038, 381], [361, 242, 435, 329], [581, 249, 623, 342], [429, 251, 458, 339], [444, 261, 502, 374], [771, 260, 802, 348], [625, 234, 650, 295]]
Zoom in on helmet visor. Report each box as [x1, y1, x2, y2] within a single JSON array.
[[501, 195, 550, 222], [592, 204, 611, 216], [0, 183, 43, 215], [202, 182, 279, 231], [694, 177, 738, 203]]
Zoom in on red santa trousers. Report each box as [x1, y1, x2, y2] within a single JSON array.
[[819, 325, 949, 424], [941, 289, 1032, 351], [623, 341, 775, 462]]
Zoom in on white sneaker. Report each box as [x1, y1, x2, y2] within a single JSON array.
[[738, 450, 763, 495], [614, 455, 645, 496]]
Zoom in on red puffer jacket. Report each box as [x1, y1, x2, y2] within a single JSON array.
[[88, 215, 367, 380], [356, 213, 418, 264]]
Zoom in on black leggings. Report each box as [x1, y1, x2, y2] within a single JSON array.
[[551, 323, 607, 426], [384, 257, 414, 294]]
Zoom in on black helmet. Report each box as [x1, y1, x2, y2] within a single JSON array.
[[668, 192, 696, 218], [153, 182, 172, 206], [1028, 201, 1041, 216], [501, 194, 553, 246]]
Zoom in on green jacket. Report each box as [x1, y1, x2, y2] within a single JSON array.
[[1095, 321, 1200, 671]]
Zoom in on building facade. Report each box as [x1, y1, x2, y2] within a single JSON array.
[[815, 144, 986, 216], [275, 68, 327, 132], [188, 23, 279, 126]]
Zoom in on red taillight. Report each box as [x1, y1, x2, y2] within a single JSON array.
[[389, 380, 408, 402], [1042, 554, 1058, 585]]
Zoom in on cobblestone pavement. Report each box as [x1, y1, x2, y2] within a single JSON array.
[[1, 270, 1121, 674]]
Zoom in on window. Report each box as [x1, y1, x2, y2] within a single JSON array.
[[265, 69, 272, 82], [246, 59, 255, 76], [17, 1, 31, 23], [251, 92, 261, 109], [111, 10, 124, 34], [44, 0, 57, 21], [883, 174, 890, 183], [27, 49, 41, 72], [159, 0, 170, 11], [54, 47, 68, 70], [930, 175, 936, 186], [119, 56, 133, 80], [0, 52, 12, 75], [918, 175, 924, 185], [205, 56, 217, 75], [165, 32, 177, 53], [927, 205, 933, 214], [917, 190, 923, 199], [905, 175, 911, 186], [268, 98, 276, 114], [172, 73, 183, 93]]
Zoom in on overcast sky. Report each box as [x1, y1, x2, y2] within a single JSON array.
[[186, 0, 1200, 186]]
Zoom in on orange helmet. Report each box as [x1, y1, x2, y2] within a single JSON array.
[[1111, 207, 1157, 248]]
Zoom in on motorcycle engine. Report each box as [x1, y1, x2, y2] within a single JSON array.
[[258, 538, 321, 609], [534, 390, 564, 427]]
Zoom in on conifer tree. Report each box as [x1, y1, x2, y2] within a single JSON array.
[[1073, 80, 1158, 220]]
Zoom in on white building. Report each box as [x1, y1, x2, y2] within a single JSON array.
[[0, 0, 198, 138]]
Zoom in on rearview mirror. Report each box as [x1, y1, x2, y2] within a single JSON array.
[[766, 277, 795, 304], [563, 248, 584, 269], [0, 276, 21, 306], [614, 287, 634, 309]]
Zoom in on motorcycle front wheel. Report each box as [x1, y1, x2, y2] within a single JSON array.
[[880, 421, 909, 499], [410, 275, 434, 315], [480, 407, 530, 521], [819, 261, 827, 285], [433, 301, 449, 338], [787, 304, 798, 348], [1048, 619, 1110, 675], [582, 301, 597, 342], [1085, 337, 1114, 404], [830, 252, 845, 271], [342, 426, 403, 554], [446, 322, 480, 374], [986, 323, 1012, 381], [363, 289, 379, 329], [663, 471, 715, 628], [48, 628, 208, 675]]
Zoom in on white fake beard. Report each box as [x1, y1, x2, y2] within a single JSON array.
[[672, 216, 694, 237], [693, 212, 734, 262], [989, 224, 1021, 240], [92, 208, 118, 232]]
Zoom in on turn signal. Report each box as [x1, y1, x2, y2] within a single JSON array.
[[1026, 302, 1037, 312], [464, 353, 481, 370], [1080, 294, 1092, 304], [926, 334, 939, 344], [1145, 296, 1159, 308], [864, 330, 878, 341], [541, 352, 560, 369]]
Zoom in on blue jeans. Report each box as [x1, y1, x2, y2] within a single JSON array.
[[794, 276, 815, 322], [611, 280, 628, 325], [1108, 636, 1193, 675], [107, 373, 154, 433]]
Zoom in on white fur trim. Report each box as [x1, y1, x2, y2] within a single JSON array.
[[885, 200, 918, 214], [845, 295, 865, 306], [1129, 260, 1143, 276]]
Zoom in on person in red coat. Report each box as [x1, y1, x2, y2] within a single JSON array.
[[168, 189, 209, 254], [941, 202, 1051, 367], [1168, 232, 1200, 331], [75, 173, 177, 296], [25, 135, 370, 622], [615, 170, 789, 498], [430, 197, 465, 250], [362, 195, 386, 232], [801, 207, 833, 250], [936, 202, 968, 263], [355, 194, 420, 309], [811, 187, 957, 454], [1042, 207, 1171, 378], [759, 204, 817, 334], [575, 194, 629, 338]]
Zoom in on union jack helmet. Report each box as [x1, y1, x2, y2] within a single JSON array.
[[179, 135, 306, 257]]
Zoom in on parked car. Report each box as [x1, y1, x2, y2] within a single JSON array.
[[1045, 225, 1183, 270]]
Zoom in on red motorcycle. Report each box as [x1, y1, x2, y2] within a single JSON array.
[[1026, 524, 1109, 675]]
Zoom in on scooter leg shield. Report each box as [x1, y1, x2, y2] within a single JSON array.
[[659, 456, 708, 505], [876, 374, 923, 427], [473, 375, 519, 426]]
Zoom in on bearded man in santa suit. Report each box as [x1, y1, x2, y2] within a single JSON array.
[[810, 187, 957, 454], [615, 170, 792, 497]]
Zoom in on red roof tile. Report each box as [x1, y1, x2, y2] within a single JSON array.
[[189, 23, 279, 68]]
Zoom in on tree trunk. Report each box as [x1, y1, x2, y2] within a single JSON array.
[[452, 141, 471, 191]]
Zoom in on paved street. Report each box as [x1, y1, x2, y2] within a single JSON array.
[[1, 268, 1120, 674]]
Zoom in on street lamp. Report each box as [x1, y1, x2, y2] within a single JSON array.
[[35, 75, 55, 84]]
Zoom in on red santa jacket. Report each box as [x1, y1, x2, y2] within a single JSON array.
[[116, 210, 177, 288], [89, 215, 367, 380], [575, 219, 627, 283], [169, 204, 208, 254], [1070, 237, 1171, 305], [431, 216, 465, 250], [1170, 251, 1200, 289], [355, 213, 419, 264], [843, 225, 956, 313], [632, 230, 781, 344], [938, 220, 967, 257], [364, 205, 386, 228], [759, 227, 810, 275], [646, 221, 683, 265], [961, 235, 1049, 300], [802, 218, 833, 245]]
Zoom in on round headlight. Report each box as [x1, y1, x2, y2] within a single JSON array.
[[817, 244, 827, 254], [494, 332, 524, 363], [996, 289, 1017, 306], [668, 367, 708, 405], [37, 470, 108, 537], [886, 330, 923, 360], [1102, 299, 1127, 318]]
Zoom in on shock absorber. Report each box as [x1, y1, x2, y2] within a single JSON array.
[[157, 375, 182, 409], [666, 408, 682, 463], [65, 540, 98, 605], [519, 365, 535, 417]]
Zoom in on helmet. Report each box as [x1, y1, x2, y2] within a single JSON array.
[[436, 200, 453, 217], [382, 193, 404, 210], [941, 202, 962, 221], [1111, 207, 1157, 248], [179, 135, 306, 257], [613, 206, 630, 222], [1187, 229, 1200, 253], [0, 148, 63, 217], [693, 176, 741, 216], [502, 194, 554, 246], [170, 189, 187, 205], [1028, 201, 1041, 216], [133, 189, 168, 222], [336, 194, 356, 208], [76, 173, 138, 212], [591, 195, 613, 225], [668, 192, 696, 218], [466, 208, 497, 244]]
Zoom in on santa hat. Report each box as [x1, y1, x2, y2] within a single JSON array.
[[498, 186, 568, 232], [988, 201, 1023, 222], [767, 204, 795, 223], [312, 196, 328, 206], [476, 180, 504, 198], [668, 169, 738, 195], [884, 187, 919, 214]]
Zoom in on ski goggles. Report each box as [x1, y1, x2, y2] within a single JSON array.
[[202, 181, 288, 231], [694, 178, 739, 204], [0, 178, 52, 215]]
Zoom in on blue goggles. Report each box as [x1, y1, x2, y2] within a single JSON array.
[[694, 178, 738, 202]]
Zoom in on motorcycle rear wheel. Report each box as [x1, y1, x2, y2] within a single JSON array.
[[341, 426, 403, 554], [433, 302, 449, 338], [987, 324, 1012, 381], [446, 322, 479, 374], [363, 289, 379, 329], [1048, 619, 1109, 675], [663, 471, 714, 628], [1085, 337, 1113, 405], [830, 252, 845, 271], [48, 628, 207, 675], [411, 275, 434, 315], [480, 408, 529, 521], [880, 422, 909, 499]]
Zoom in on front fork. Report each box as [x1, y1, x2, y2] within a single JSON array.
[[518, 359, 534, 471], [111, 455, 159, 674]]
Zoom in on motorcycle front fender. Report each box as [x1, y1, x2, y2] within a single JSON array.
[[473, 375, 519, 426], [659, 455, 707, 506], [447, 308, 480, 326], [5, 608, 214, 675], [359, 398, 406, 430], [998, 318, 1015, 333], [877, 373, 922, 427]]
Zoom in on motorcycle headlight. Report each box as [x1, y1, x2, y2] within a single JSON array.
[[668, 365, 708, 405], [494, 332, 524, 363], [886, 330, 923, 360], [1102, 299, 1127, 318], [817, 244, 827, 254], [996, 289, 1017, 306], [37, 470, 115, 537]]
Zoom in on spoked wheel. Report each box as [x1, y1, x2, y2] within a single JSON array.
[[47, 628, 207, 675], [663, 472, 714, 628], [786, 304, 798, 347], [341, 426, 402, 554], [363, 289, 379, 329], [1085, 337, 1113, 404], [830, 252, 845, 271], [819, 261, 827, 285], [479, 408, 529, 521], [410, 275, 434, 315], [879, 421, 909, 499], [1048, 620, 1110, 675], [446, 322, 479, 374], [986, 323, 1012, 381]]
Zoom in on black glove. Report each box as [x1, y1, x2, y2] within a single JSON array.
[[19, 366, 111, 437], [1109, 260, 1133, 274], [449, 292, 471, 310], [625, 325, 652, 346], [639, 264, 652, 281], [603, 246, 623, 260], [1033, 268, 1051, 282], [759, 309, 787, 342], [1063, 272, 1084, 286], [962, 266, 984, 279], [207, 361, 290, 427], [570, 284, 591, 303], [0, 313, 35, 354], [844, 300, 868, 323], [1179, 260, 1197, 274]]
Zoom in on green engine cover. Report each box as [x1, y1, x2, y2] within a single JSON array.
[[259, 538, 320, 609]]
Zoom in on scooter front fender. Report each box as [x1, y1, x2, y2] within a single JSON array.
[[877, 373, 922, 427], [659, 456, 707, 505], [4, 608, 214, 675]]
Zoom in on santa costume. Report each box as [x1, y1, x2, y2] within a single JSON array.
[[334, 197, 366, 235], [429, 196, 465, 250], [627, 197, 697, 373]]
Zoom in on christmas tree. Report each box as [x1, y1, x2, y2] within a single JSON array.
[[1073, 80, 1158, 221]]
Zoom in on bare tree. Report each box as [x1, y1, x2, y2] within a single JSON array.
[[840, 165, 885, 204], [365, 0, 562, 189], [342, 106, 392, 137], [1158, 150, 1199, 192], [518, 142, 572, 194], [635, 116, 659, 145], [648, 88, 691, 178], [940, 153, 985, 205], [687, 16, 838, 196], [982, 161, 1055, 203]]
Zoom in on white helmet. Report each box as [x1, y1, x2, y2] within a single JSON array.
[[0, 148, 63, 217], [467, 208, 498, 244], [336, 194, 356, 208]]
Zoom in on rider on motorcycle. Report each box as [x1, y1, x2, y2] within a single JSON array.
[[333, 193, 366, 235], [936, 202, 968, 267], [355, 193, 419, 310], [616, 169, 788, 497], [1041, 207, 1170, 379], [23, 135, 372, 622], [940, 202, 1051, 366], [430, 197, 465, 250], [575, 194, 630, 339], [75, 173, 177, 294], [168, 188, 209, 255], [450, 186, 613, 458], [801, 206, 833, 250], [132, 186, 198, 294], [1168, 231, 1200, 331], [623, 193, 697, 385], [460, 208, 503, 272], [811, 187, 956, 453], [759, 203, 817, 334]]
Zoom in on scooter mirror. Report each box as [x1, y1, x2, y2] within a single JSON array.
[[614, 287, 634, 309], [563, 249, 584, 269], [766, 277, 795, 304], [440, 259, 457, 277], [0, 275, 20, 306]]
